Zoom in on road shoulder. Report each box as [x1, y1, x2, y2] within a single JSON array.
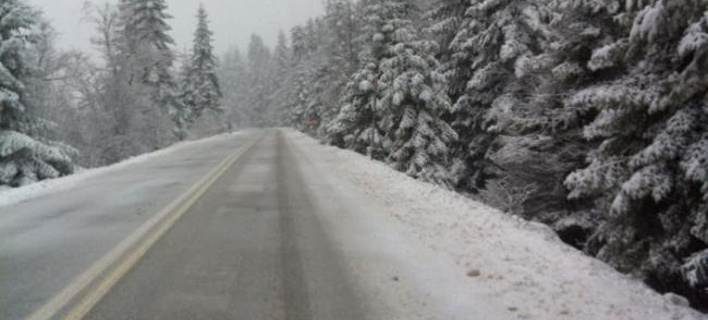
[[283, 128, 703, 320]]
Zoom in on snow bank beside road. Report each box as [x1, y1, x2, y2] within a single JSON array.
[[287, 129, 703, 320], [0, 132, 244, 209]]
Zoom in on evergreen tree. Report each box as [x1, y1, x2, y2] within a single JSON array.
[[118, 0, 176, 108], [285, 26, 320, 131], [218, 46, 248, 128], [274, 31, 292, 76], [378, 1, 457, 187], [175, 5, 222, 138], [283, 11, 359, 135], [291, 26, 308, 61], [563, 0, 708, 302], [272, 31, 293, 124], [327, 0, 393, 159], [285, 68, 313, 130], [324, 0, 360, 75], [244, 34, 273, 127], [329, 0, 457, 186], [303, 19, 322, 54], [315, 0, 361, 134], [173, 52, 194, 139], [440, 0, 551, 192], [0, 0, 75, 186], [481, 0, 626, 221], [426, 0, 469, 62]]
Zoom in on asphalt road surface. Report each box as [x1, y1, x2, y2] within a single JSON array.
[[85, 131, 365, 320], [1, 129, 496, 320], [0, 131, 254, 320]]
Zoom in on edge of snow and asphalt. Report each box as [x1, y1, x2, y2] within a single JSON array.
[[285, 129, 704, 320], [0, 132, 246, 209]]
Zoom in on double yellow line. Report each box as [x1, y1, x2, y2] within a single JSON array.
[[27, 135, 260, 320]]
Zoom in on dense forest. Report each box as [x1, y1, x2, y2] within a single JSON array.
[[1, 0, 707, 310]]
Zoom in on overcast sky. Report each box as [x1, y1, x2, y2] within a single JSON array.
[[27, 0, 323, 57]]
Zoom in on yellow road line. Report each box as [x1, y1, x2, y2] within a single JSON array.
[[27, 135, 260, 320]]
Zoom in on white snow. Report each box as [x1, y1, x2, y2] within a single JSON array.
[[679, 19, 708, 58], [286, 129, 704, 320], [359, 79, 374, 91], [0, 132, 244, 209], [588, 43, 616, 71], [630, 1, 664, 42]]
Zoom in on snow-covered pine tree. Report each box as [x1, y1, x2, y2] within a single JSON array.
[[287, 68, 327, 135], [427, 0, 481, 192], [280, 18, 334, 134], [300, 66, 329, 135], [432, 0, 550, 192], [190, 5, 222, 114], [291, 25, 308, 61], [426, 0, 469, 63], [175, 5, 223, 138], [326, 0, 393, 159], [0, 0, 75, 187], [173, 52, 194, 139], [218, 46, 248, 128], [429, 0, 483, 192], [271, 31, 293, 125], [311, 0, 362, 135], [480, 0, 627, 224], [274, 31, 292, 81], [303, 19, 322, 55], [329, 0, 457, 187], [239, 8, 358, 133], [244, 34, 274, 127], [324, 0, 360, 76], [326, 62, 384, 155], [284, 68, 312, 130], [376, 0, 457, 187], [284, 26, 310, 128], [492, 0, 628, 135], [118, 0, 176, 109], [283, 24, 322, 132], [563, 0, 708, 303]]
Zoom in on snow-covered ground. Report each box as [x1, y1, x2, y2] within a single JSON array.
[[286, 129, 703, 320]]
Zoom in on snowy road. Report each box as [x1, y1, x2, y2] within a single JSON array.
[[84, 130, 369, 319], [0, 129, 703, 320], [0, 132, 255, 319]]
